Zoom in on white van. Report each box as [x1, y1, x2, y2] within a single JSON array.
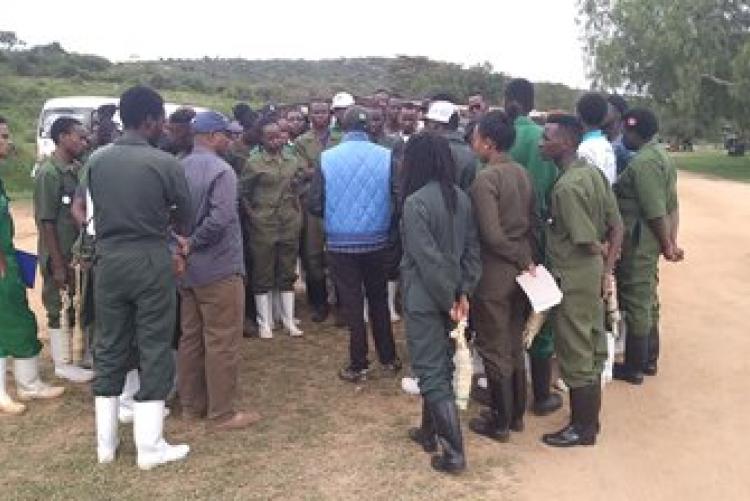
[[34, 96, 209, 175]]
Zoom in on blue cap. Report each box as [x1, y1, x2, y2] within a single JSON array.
[[192, 111, 233, 134]]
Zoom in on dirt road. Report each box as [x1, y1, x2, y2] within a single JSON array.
[[4, 171, 748, 500]]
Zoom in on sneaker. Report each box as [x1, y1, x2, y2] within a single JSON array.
[[381, 359, 403, 377], [339, 365, 369, 383]]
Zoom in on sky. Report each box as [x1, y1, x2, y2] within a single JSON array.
[[3, 0, 590, 89]]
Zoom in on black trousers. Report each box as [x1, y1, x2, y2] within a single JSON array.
[[329, 249, 397, 370]]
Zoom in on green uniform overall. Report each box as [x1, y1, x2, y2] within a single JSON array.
[[82, 132, 191, 399], [0, 179, 42, 358], [510, 116, 559, 359], [401, 182, 481, 404], [546, 160, 621, 388], [614, 140, 677, 341], [33, 156, 80, 329], [240, 148, 305, 293], [294, 129, 342, 284]]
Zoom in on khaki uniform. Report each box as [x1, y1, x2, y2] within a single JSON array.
[[546, 160, 621, 388], [33, 156, 80, 329], [82, 132, 191, 399], [240, 148, 304, 293], [470, 156, 535, 380], [615, 141, 678, 340]]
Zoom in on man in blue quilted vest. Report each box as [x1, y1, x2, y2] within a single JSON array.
[[308, 106, 401, 382]]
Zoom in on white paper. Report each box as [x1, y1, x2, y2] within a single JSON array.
[[515, 265, 563, 313]]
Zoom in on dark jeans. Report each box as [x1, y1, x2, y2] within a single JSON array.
[[329, 249, 397, 371]]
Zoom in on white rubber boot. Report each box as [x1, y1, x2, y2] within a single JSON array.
[[118, 369, 139, 424], [0, 357, 26, 415], [50, 328, 94, 383], [255, 294, 273, 339], [14, 356, 65, 400], [134, 401, 189, 470], [281, 292, 303, 337], [95, 396, 119, 463], [387, 281, 401, 323]]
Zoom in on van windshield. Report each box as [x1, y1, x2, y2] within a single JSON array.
[[39, 108, 93, 138]]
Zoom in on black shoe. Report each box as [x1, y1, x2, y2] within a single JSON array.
[[311, 304, 329, 323], [428, 399, 466, 474], [381, 358, 402, 377], [642, 362, 658, 376], [530, 356, 563, 416], [339, 365, 369, 383], [409, 400, 437, 453], [542, 384, 600, 447], [470, 374, 511, 442]]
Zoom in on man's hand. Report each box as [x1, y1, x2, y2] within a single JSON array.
[[172, 254, 186, 278], [450, 294, 470, 323], [662, 242, 685, 262], [176, 235, 190, 257], [525, 263, 537, 277], [0, 251, 7, 280]]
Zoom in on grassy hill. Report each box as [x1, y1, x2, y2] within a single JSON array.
[[0, 42, 583, 194]]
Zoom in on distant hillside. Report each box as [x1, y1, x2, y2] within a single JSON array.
[[0, 41, 584, 192]]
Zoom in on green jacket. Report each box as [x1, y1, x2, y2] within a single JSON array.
[[33, 156, 80, 262], [614, 140, 678, 257], [510, 116, 558, 217], [401, 181, 481, 313]]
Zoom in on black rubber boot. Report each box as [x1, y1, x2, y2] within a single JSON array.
[[643, 323, 659, 376], [408, 399, 437, 453], [614, 335, 646, 385], [510, 366, 526, 432], [429, 399, 466, 474], [542, 383, 601, 447], [469, 374, 512, 442], [530, 356, 563, 416]]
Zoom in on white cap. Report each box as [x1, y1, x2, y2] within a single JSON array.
[[331, 92, 355, 110], [425, 100, 457, 124]]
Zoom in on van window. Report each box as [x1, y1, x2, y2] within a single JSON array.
[[39, 108, 93, 138]]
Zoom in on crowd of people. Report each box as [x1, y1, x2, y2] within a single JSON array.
[[0, 78, 683, 474]]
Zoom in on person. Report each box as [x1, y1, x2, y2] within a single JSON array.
[[398, 103, 419, 141], [423, 100, 478, 191], [176, 111, 261, 431], [367, 107, 400, 150], [331, 91, 355, 130], [1, 116, 65, 416], [539, 114, 623, 447], [603, 94, 635, 175], [467, 111, 535, 441], [504, 78, 562, 416], [286, 107, 307, 141], [401, 132, 481, 474], [162, 107, 196, 158], [385, 95, 402, 136], [92, 104, 120, 149], [576, 92, 617, 185], [467, 93, 488, 122], [308, 106, 401, 382], [32, 117, 94, 383], [85, 86, 191, 469], [294, 98, 341, 323], [240, 116, 305, 338], [614, 108, 683, 384]]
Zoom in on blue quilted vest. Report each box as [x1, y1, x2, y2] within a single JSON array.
[[321, 132, 392, 252]]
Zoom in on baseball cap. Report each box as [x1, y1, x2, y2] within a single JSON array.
[[425, 101, 457, 124], [192, 111, 234, 134], [331, 92, 355, 110]]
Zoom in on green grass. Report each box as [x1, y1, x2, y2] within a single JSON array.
[[671, 150, 750, 183]]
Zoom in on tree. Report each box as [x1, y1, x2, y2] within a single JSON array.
[[0, 31, 26, 50], [579, 0, 750, 136]]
